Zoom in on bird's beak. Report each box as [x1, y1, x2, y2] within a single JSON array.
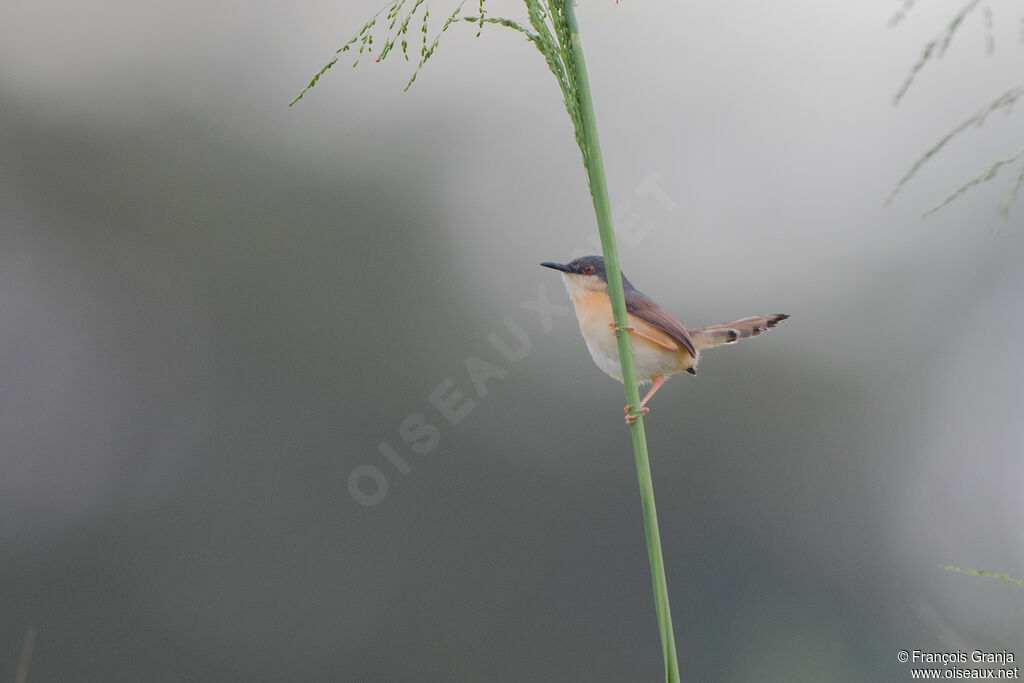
[[540, 262, 571, 273]]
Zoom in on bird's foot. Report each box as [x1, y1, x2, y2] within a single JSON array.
[[609, 323, 634, 335], [624, 405, 650, 425]]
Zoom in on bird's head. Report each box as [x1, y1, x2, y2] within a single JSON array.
[[540, 255, 610, 293]]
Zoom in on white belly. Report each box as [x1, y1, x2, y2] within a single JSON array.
[[583, 329, 685, 383], [583, 333, 626, 382]]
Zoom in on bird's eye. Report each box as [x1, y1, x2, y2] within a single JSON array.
[[582, 265, 595, 275]]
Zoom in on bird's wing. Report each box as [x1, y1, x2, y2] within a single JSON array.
[[625, 289, 697, 359], [626, 319, 679, 351]]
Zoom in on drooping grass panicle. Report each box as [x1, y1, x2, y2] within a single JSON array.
[[290, 0, 433, 105], [404, 2, 458, 91], [893, 0, 983, 105], [889, 0, 919, 28], [524, 0, 585, 151], [290, 0, 587, 158], [997, 155, 1024, 220], [943, 566, 1024, 587], [922, 148, 1024, 217], [887, 82, 1024, 205], [890, 4, 1024, 220], [983, 3, 994, 55]]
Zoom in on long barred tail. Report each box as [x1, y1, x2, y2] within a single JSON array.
[[690, 314, 790, 351]]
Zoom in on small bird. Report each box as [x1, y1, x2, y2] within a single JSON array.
[[541, 255, 788, 424]]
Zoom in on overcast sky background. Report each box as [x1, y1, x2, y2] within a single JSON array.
[[2, 1, 1023, 681]]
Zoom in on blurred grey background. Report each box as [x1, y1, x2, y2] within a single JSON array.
[[3, 1, 1023, 680]]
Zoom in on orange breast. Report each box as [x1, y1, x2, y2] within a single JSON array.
[[573, 290, 615, 340]]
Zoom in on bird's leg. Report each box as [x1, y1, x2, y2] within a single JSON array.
[[613, 317, 642, 424], [639, 375, 666, 408], [624, 376, 665, 425]]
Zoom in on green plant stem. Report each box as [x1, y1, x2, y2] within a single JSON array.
[[562, 2, 680, 681]]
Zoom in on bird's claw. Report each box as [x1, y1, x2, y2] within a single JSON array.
[[609, 323, 634, 334], [624, 405, 650, 425]]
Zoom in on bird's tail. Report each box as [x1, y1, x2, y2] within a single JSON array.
[[690, 314, 790, 351]]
